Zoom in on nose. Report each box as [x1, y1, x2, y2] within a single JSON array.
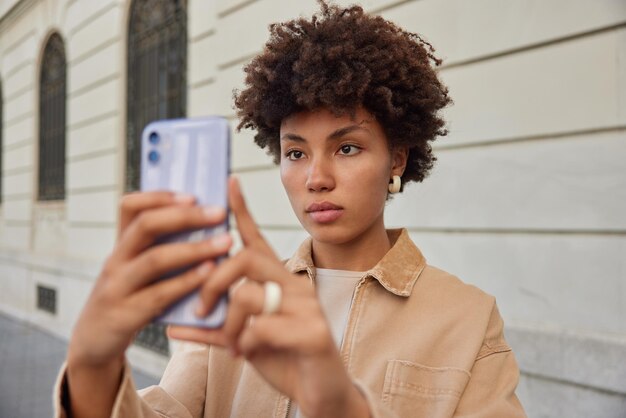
[[306, 157, 335, 192]]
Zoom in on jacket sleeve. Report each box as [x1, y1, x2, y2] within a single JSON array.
[[53, 342, 210, 418], [453, 303, 527, 418]]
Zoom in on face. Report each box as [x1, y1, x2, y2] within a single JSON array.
[[279, 107, 406, 245]]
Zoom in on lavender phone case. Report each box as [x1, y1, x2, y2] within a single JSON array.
[[140, 117, 230, 328]]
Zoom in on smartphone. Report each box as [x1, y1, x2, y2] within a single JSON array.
[[140, 117, 230, 328]]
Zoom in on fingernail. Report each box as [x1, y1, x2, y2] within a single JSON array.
[[174, 193, 195, 203], [211, 233, 231, 250], [203, 206, 225, 219], [196, 261, 214, 277]]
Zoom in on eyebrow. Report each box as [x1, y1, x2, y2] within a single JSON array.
[[280, 124, 369, 142]]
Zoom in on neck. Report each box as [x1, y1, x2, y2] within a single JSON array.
[[311, 219, 391, 271]]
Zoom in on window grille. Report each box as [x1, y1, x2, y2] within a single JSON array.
[[126, 0, 187, 193], [127, 0, 188, 356], [134, 323, 171, 356], [38, 33, 66, 201]]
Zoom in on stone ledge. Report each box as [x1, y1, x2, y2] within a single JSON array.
[[0, 248, 102, 280], [517, 370, 626, 418], [507, 323, 626, 395], [127, 344, 169, 379]]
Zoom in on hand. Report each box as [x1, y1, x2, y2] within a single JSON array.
[[168, 178, 369, 418], [66, 191, 232, 418], [67, 191, 232, 369]]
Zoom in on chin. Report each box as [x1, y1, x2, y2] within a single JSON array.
[[303, 222, 361, 246]]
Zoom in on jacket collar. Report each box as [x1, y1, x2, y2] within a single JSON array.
[[284, 228, 426, 297]]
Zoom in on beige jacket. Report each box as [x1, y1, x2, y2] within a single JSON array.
[[55, 228, 526, 417]]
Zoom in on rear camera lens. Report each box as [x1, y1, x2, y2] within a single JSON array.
[[148, 150, 160, 164], [149, 132, 160, 144]]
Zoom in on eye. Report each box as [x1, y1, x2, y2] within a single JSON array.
[[285, 149, 305, 160], [338, 144, 361, 156]]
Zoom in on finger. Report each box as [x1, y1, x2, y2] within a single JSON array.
[[116, 204, 227, 261], [238, 315, 334, 357], [228, 177, 274, 257], [167, 325, 229, 347], [120, 233, 232, 292], [118, 191, 196, 238], [236, 316, 310, 355], [197, 249, 288, 316], [221, 281, 264, 347], [127, 260, 216, 323]]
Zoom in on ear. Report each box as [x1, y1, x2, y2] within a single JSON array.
[[390, 146, 409, 177]]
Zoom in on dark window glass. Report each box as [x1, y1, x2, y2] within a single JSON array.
[[126, 0, 187, 193], [38, 33, 66, 201], [127, 0, 187, 356]]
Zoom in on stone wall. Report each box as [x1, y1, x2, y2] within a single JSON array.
[[0, 0, 624, 415]]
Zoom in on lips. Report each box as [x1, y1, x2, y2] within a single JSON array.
[[306, 201, 344, 223], [306, 201, 343, 212]]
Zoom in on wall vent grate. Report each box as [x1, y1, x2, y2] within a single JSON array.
[[36, 285, 57, 314]]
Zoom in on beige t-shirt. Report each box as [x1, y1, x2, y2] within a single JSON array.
[[290, 268, 364, 418], [315, 268, 364, 347]]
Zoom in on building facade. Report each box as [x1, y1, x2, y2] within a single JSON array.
[[0, 0, 625, 416]]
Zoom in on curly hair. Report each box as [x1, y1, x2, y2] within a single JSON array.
[[234, 1, 451, 186]]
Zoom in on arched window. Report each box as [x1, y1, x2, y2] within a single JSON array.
[[127, 0, 187, 356], [126, 0, 187, 193], [38, 33, 66, 201]]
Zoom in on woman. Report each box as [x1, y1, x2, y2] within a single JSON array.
[[57, 3, 526, 417]]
